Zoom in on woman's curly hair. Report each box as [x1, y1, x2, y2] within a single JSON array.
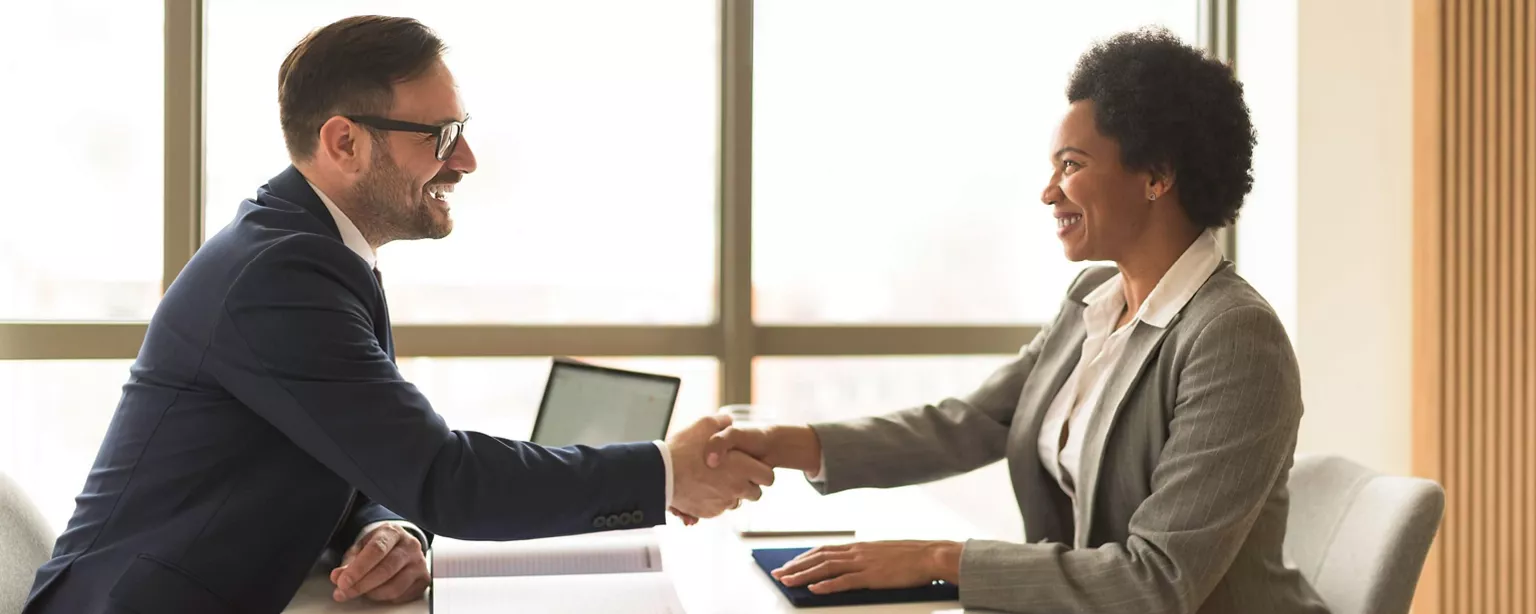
[[1067, 27, 1256, 229]]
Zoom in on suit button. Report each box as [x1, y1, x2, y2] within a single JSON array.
[[633, 510, 644, 524], [620, 512, 636, 526], [592, 516, 607, 529], [606, 514, 621, 528]]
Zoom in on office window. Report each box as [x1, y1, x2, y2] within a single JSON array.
[[753, 355, 1012, 423], [204, 1, 718, 324], [0, 361, 133, 532], [0, 3, 162, 321], [752, 0, 1200, 324], [397, 357, 718, 439]]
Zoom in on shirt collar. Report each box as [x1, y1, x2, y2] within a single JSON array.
[[1081, 229, 1225, 330], [307, 181, 377, 269]]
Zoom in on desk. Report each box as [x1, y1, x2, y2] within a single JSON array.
[[285, 480, 1000, 613]]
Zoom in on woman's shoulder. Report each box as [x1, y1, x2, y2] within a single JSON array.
[[1175, 265, 1292, 349]]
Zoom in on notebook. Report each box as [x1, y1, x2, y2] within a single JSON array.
[[430, 529, 684, 613], [750, 547, 960, 608]]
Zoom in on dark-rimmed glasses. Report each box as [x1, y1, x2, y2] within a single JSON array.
[[346, 115, 467, 161]]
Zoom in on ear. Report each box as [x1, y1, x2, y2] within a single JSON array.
[[1143, 163, 1177, 202], [315, 116, 370, 176]]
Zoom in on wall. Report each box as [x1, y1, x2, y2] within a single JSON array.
[[1293, 0, 1416, 477]]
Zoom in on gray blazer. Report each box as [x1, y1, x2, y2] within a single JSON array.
[[811, 264, 1330, 614]]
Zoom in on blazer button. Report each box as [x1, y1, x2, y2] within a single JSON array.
[[606, 514, 621, 528], [620, 511, 637, 526], [633, 510, 644, 524], [592, 516, 607, 529]]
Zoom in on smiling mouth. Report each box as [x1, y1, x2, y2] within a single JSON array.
[[1057, 214, 1082, 229], [426, 183, 455, 202]]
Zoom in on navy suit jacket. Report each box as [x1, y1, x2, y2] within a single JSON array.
[[24, 166, 666, 614]]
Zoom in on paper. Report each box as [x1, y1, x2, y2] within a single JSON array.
[[432, 573, 686, 614], [431, 529, 663, 578]]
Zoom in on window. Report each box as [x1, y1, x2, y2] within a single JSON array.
[[204, 1, 718, 324], [752, 0, 1201, 324], [2, 0, 1217, 539], [0, 3, 162, 321], [0, 361, 133, 531]]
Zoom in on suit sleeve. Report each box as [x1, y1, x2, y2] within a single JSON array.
[[330, 494, 429, 554], [806, 324, 1052, 494], [957, 306, 1303, 614], [209, 235, 666, 541]]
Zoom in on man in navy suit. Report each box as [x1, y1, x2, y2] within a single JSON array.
[[24, 16, 772, 613]]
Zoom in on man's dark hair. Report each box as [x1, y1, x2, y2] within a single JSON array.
[[278, 15, 446, 160], [1066, 27, 1256, 229]]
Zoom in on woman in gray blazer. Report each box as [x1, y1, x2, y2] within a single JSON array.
[[701, 27, 1329, 614]]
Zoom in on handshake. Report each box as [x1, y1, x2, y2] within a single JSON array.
[[664, 413, 824, 523]]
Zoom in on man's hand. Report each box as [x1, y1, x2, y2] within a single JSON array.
[[702, 423, 824, 474], [329, 523, 430, 604], [667, 414, 776, 521], [772, 540, 963, 594]]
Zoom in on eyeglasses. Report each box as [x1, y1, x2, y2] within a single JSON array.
[[345, 115, 468, 161]]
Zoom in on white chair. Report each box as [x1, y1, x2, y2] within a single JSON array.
[[1284, 454, 1445, 614], [0, 471, 54, 613]]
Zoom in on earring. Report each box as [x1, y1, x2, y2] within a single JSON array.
[[1146, 192, 1157, 201]]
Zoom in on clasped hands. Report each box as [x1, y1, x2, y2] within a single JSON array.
[[672, 415, 964, 594]]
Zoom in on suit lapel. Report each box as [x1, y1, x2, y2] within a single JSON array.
[[1011, 302, 1088, 543], [1072, 314, 1180, 547]]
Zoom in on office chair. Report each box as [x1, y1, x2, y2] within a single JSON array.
[[0, 471, 53, 612], [1284, 454, 1445, 614]]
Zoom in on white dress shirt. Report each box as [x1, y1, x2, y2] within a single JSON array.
[[307, 183, 674, 545], [1036, 230, 1223, 504]]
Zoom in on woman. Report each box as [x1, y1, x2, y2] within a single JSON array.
[[702, 28, 1329, 614]]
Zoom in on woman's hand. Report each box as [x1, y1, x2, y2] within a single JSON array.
[[772, 540, 963, 594]]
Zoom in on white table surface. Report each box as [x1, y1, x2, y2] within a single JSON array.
[[284, 475, 1002, 613]]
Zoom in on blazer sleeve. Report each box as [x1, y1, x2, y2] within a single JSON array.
[[330, 495, 429, 554], [806, 324, 1052, 494], [209, 234, 666, 541], [957, 305, 1303, 614]]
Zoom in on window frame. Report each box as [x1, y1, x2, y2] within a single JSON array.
[[0, 0, 1236, 407]]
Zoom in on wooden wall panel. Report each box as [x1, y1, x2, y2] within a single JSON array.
[[1414, 0, 1535, 612]]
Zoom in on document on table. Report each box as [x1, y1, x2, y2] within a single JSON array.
[[432, 528, 663, 578], [431, 573, 685, 614], [429, 529, 683, 613]]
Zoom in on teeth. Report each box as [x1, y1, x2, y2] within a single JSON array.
[[1057, 215, 1082, 229]]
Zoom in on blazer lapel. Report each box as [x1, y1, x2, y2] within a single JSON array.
[[1011, 301, 1088, 544], [1072, 314, 1180, 547]]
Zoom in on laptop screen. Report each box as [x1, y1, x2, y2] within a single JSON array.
[[530, 360, 680, 447]]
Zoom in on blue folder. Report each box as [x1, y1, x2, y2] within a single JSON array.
[[750, 547, 960, 608]]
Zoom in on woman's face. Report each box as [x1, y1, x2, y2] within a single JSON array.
[[1041, 100, 1159, 263]]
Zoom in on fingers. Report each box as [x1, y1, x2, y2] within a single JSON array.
[[347, 545, 414, 599], [809, 572, 869, 594], [772, 545, 852, 580], [364, 561, 429, 603], [669, 506, 700, 526], [780, 558, 860, 588], [703, 429, 735, 469], [730, 451, 776, 487], [333, 527, 401, 600], [329, 541, 363, 585]]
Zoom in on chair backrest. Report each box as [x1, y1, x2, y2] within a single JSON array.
[[0, 471, 54, 613], [1284, 454, 1445, 614]]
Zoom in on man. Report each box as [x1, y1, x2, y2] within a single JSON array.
[[23, 16, 771, 614]]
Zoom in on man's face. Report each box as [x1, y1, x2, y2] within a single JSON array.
[[351, 59, 477, 242]]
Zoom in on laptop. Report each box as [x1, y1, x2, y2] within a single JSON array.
[[530, 358, 681, 447]]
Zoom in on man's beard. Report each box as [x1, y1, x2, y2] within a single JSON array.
[[350, 143, 452, 244]]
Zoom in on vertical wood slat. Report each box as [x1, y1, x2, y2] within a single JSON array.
[[1415, 0, 1536, 612], [1411, 0, 1446, 608]]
